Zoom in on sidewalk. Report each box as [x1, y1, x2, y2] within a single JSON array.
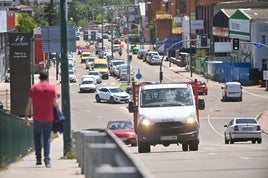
[[161, 59, 268, 135], [0, 66, 84, 178], [0, 135, 84, 178]]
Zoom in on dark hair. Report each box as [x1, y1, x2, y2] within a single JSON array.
[[39, 70, 48, 80]]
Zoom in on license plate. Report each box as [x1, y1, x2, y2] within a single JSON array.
[[242, 127, 253, 131], [160, 136, 177, 141]]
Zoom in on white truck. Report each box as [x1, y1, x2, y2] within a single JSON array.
[[128, 81, 203, 153]]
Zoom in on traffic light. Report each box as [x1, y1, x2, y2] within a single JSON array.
[[200, 34, 208, 47], [233, 38, 240, 50]]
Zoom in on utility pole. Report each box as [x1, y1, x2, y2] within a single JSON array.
[[101, 0, 104, 49], [126, 6, 131, 84], [60, 0, 71, 155]]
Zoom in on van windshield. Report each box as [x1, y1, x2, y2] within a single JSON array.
[[140, 88, 193, 107], [94, 63, 108, 68]]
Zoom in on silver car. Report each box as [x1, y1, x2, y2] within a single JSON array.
[[224, 118, 262, 144]]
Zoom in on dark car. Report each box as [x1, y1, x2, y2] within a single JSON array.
[[106, 119, 137, 146], [137, 49, 147, 59]]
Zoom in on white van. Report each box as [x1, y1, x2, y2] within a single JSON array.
[[221, 82, 242, 101], [128, 83, 200, 153]]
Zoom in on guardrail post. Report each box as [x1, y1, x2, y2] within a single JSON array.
[[86, 143, 117, 178]]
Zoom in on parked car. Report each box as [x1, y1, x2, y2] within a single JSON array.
[[149, 54, 161, 65], [69, 70, 77, 83], [224, 117, 262, 144], [109, 59, 125, 76], [106, 119, 137, 146], [5, 68, 10, 82], [137, 49, 147, 59], [79, 78, 97, 93], [95, 87, 130, 104], [132, 46, 140, 54], [146, 51, 159, 63], [197, 80, 208, 95], [87, 71, 102, 84], [221, 82, 242, 101]]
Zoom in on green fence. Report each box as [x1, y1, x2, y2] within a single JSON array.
[[0, 110, 33, 168]]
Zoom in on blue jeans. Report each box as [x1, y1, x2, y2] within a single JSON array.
[[33, 121, 52, 162]]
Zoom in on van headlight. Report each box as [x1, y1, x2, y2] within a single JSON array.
[[138, 116, 153, 126], [185, 115, 197, 124]]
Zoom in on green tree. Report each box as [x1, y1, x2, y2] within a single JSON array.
[[17, 13, 36, 33], [43, 0, 59, 26]]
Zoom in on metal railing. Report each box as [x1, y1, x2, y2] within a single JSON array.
[[73, 129, 154, 178], [0, 110, 34, 167]]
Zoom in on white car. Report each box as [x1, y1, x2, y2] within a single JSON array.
[[87, 71, 102, 84], [224, 117, 262, 144], [95, 87, 130, 104], [109, 60, 125, 76], [79, 78, 97, 93], [81, 75, 97, 84], [149, 55, 161, 65], [85, 56, 97, 70], [69, 70, 77, 83]]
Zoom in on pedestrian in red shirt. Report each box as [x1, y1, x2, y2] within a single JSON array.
[[24, 70, 58, 168]]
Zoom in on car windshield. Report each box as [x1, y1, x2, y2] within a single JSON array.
[[109, 88, 123, 93], [113, 61, 124, 66], [88, 72, 99, 76], [88, 58, 95, 62], [236, 119, 257, 124], [109, 121, 133, 130], [140, 87, 193, 107]]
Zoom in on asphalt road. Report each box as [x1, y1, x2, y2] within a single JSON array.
[[68, 38, 268, 178]]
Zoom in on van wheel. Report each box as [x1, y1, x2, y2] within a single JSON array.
[[138, 138, 150, 153], [189, 140, 198, 151]]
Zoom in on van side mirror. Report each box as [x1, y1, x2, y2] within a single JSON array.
[[198, 98, 205, 110], [128, 101, 137, 113]]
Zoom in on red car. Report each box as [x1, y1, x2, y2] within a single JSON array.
[[197, 80, 208, 95], [106, 120, 137, 146]]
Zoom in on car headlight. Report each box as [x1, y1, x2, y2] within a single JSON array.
[[138, 116, 153, 126]]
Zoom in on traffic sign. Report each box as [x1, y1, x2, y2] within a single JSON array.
[[136, 69, 142, 80]]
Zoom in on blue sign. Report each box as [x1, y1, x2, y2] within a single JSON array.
[[256, 41, 263, 48], [136, 69, 142, 80]]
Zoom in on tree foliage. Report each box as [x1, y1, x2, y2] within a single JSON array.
[[17, 13, 36, 33]]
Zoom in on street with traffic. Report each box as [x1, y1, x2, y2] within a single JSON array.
[[1, 35, 268, 178]]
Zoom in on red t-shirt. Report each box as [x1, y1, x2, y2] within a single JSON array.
[[29, 81, 57, 122]]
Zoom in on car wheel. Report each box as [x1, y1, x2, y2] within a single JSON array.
[[109, 97, 115, 104], [230, 135, 234, 144], [182, 143, 188, 151], [96, 95, 101, 102], [224, 135, 229, 144], [257, 138, 262, 144], [138, 138, 150, 153], [252, 140, 256, 144]]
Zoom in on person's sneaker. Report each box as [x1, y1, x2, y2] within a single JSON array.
[[36, 160, 42, 165], [44, 159, 51, 168]]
